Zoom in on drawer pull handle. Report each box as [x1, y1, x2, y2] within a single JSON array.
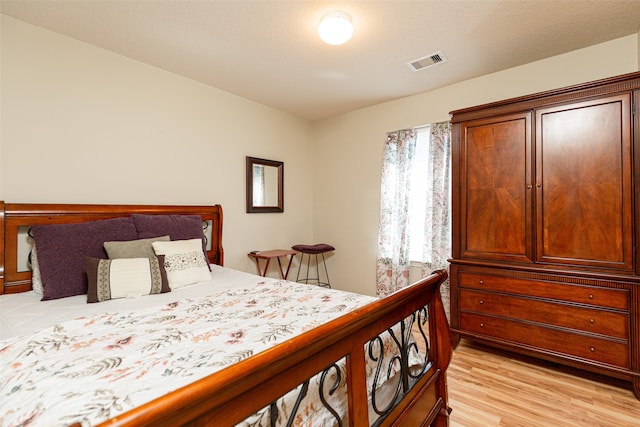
[[588, 294, 594, 299], [590, 347, 596, 352], [479, 280, 484, 284], [480, 323, 484, 327], [479, 300, 484, 304], [589, 318, 595, 324]]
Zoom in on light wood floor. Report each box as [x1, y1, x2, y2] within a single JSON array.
[[446, 339, 640, 427]]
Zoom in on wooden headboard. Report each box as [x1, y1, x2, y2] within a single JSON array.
[[0, 202, 224, 294]]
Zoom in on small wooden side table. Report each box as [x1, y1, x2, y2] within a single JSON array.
[[248, 249, 297, 280]]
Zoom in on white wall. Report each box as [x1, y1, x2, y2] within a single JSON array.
[[0, 15, 314, 274], [312, 34, 639, 296]]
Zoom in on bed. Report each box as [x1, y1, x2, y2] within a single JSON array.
[[0, 202, 452, 427]]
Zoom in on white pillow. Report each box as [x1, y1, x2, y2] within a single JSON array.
[[29, 243, 44, 295], [152, 239, 211, 289], [86, 256, 170, 303]]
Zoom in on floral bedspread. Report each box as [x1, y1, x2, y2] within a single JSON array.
[[0, 280, 414, 427]]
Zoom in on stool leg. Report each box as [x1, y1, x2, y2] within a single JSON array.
[[305, 253, 311, 284], [295, 253, 304, 282], [321, 253, 331, 288]]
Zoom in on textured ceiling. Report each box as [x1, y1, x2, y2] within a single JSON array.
[[2, 0, 640, 121]]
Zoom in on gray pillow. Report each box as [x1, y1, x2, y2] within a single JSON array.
[[104, 235, 170, 259]]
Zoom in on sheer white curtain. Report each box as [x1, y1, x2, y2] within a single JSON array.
[[419, 122, 451, 317], [375, 129, 416, 296], [376, 122, 451, 314], [420, 122, 451, 275]]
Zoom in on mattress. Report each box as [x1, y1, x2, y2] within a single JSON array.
[[0, 265, 271, 340]]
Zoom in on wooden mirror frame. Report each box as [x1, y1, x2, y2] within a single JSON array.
[[246, 156, 284, 213]]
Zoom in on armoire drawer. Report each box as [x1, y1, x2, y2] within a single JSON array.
[[459, 289, 629, 339], [459, 312, 630, 368], [458, 272, 629, 310]]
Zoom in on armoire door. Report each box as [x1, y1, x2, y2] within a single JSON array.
[[459, 112, 533, 263], [535, 94, 633, 271]]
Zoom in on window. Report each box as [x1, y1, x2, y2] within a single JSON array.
[[376, 121, 451, 296]]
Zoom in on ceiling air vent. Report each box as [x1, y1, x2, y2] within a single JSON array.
[[407, 51, 447, 72]]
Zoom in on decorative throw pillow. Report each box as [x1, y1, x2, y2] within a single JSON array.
[[104, 235, 170, 259], [86, 256, 170, 303], [31, 217, 138, 300], [151, 239, 211, 289], [132, 214, 210, 269], [28, 241, 44, 296]]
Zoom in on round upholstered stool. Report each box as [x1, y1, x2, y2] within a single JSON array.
[[291, 243, 335, 288]]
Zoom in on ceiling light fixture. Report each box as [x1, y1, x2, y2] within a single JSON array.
[[318, 10, 354, 45]]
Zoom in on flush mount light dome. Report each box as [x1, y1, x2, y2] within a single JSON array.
[[318, 10, 354, 45]]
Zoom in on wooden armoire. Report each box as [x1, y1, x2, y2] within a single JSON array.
[[449, 71, 640, 399]]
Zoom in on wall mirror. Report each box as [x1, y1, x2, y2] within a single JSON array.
[[246, 156, 284, 213]]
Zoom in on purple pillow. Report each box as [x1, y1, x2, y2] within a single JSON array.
[[32, 217, 138, 300], [132, 214, 210, 268]]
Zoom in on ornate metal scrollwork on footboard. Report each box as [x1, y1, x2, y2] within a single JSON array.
[[256, 305, 433, 427], [268, 379, 311, 427], [259, 364, 345, 427], [369, 307, 430, 426], [318, 363, 344, 425]]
